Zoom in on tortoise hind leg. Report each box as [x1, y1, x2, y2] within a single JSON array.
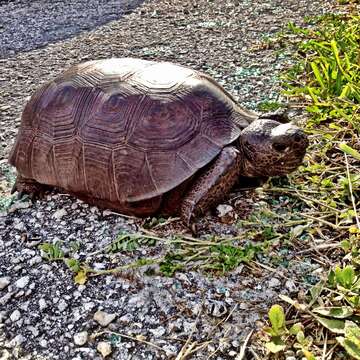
[[11, 174, 49, 200], [180, 146, 241, 225]]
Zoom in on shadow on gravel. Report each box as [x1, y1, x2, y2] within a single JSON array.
[[0, 0, 145, 58]]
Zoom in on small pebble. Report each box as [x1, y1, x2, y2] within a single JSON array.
[[39, 298, 47, 311], [8, 201, 31, 213], [0, 277, 10, 290], [13, 221, 26, 231], [10, 309, 21, 322], [40, 339, 48, 348], [97, 341, 112, 358], [149, 326, 166, 337], [11, 334, 25, 345], [285, 279, 297, 292], [0, 292, 13, 306], [58, 299, 68, 312], [268, 278, 281, 288], [53, 208, 67, 220], [216, 204, 237, 223], [15, 276, 30, 289], [73, 331, 88, 346], [93, 310, 116, 327]]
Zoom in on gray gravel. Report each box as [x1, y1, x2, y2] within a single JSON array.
[[0, 0, 335, 359], [0, 0, 144, 57]]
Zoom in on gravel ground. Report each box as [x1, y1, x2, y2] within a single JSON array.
[[0, 0, 144, 57], [0, 0, 336, 359]]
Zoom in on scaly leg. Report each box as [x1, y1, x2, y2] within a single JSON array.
[[180, 146, 242, 225]]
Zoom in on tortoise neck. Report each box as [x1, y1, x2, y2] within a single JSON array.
[[236, 138, 258, 178]]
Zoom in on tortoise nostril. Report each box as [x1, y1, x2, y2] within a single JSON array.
[[272, 142, 288, 152]]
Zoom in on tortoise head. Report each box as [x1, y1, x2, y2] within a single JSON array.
[[239, 119, 308, 177]]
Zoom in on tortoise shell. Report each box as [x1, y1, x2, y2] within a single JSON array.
[[9, 58, 254, 212]]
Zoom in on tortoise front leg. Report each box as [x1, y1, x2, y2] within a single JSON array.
[[180, 146, 242, 225]]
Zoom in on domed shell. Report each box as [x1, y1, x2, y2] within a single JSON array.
[[9, 58, 250, 204]]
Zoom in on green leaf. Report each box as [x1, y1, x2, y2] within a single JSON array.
[[289, 323, 303, 335], [65, 258, 81, 273], [306, 86, 320, 103], [310, 62, 325, 89], [312, 306, 353, 319], [315, 316, 345, 334], [296, 330, 305, 344], [345, 295, 360, 307], [337, 337, 360, 360], [335, 265, 356, 289], [268, 305, 286, 334], [342, 265, 356, 289], [339, 143, 360, 161], [328, 269, 336, 287], [309, 282, 324, 305], [345, 322, 360, 346], [339, 84, 351, 99], [306, 105, 321, 113], [263, 326, 276, 337], [334, 70, 343, 95], [341, 240, 351, 252], [337, 324, 360, 360], [303, 350, 317, 360], [331, 40, 345, 75], [265, 336, 286, 353], [279, 295, 307, 311], [39, 242, 64, 260], [74, 270, 87, 285]]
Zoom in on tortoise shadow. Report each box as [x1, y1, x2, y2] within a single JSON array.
[[0, 0, 145, 58]]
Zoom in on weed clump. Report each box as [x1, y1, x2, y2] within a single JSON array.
[[254, 8, 360, 359]]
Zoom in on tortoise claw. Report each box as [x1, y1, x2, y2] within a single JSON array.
[[16, 191, 25, 200], [190, 222, 198, 235], [11, 182, 17, 195]]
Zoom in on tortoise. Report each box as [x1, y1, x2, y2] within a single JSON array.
[[9, 58, 308, 224]]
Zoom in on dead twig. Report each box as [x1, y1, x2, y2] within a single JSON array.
[[235, 330, 254, 360], [344, 153, 360, 230], [296, 243, 340, 255], [175, 302, 204, 360], [92, 330, 165, 353]]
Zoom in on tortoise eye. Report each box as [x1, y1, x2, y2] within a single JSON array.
[[272, 142, 288, 152], [293, 133, 303, 142]]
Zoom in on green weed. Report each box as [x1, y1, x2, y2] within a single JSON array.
[[255, 6, 360, 359], [39, 241, 64, 260], [259, 265, 360, 359], [257, 100, 284, 112], [106, 232, 157, 253]]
